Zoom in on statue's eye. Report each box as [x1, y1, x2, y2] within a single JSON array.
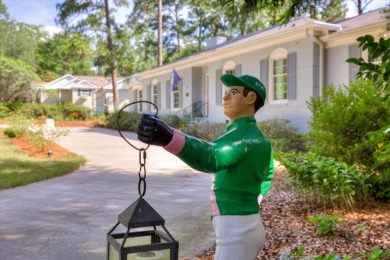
[[231, 90, 239, 96]]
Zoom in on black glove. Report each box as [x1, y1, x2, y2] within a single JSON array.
[[137, 114, 173, 146]]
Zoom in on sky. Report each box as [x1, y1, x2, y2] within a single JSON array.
[[2, 0, 389, 34]]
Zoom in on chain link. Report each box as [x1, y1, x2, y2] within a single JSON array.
[[116, 101, 158, 199], [138, 148, 147, 197]]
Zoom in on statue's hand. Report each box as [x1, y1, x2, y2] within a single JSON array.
[[137, 114, 173, 146]]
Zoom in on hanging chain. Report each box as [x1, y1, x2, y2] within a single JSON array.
[[138, 148, 147, 198], [116, 101, 158, 199]]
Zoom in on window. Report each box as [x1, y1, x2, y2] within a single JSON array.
[[171, 83, 179, 109], [272, 58, 287, 100], [152, 84, 158, 111], [270, 48, 288, 103], [78, 89, 92, 96], [222, 60, 235, 97]]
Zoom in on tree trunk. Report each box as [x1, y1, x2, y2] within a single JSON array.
[[104, 0, 119, 112], [158, 0, 163, 66]]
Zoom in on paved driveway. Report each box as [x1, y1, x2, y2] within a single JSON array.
[[0, 127, 214, 260]]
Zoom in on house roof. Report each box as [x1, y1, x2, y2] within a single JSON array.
[[76, 75, 125, 88], [43, 74, 127, 90], [133, 8, 386, 79], [320, 9, 387, 47]]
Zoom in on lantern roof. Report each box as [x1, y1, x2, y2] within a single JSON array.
[[118, 198, 165, 228]]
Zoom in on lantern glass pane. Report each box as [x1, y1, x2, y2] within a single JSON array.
[[108, 236, 171, 260]]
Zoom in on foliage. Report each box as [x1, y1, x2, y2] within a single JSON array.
[[367, 168, 390, 201], [0, 135, 86, 190], [280, 152, 370, 209], [3, 128, 20, 138], [257, 117, 306, 153], [0, 102, 92, 121], [6, 118, 70, 153], [308, 214, 345, 236], [26, 102, 92, 121], [0, 19, 45, 66], [306, 79, 390, 170], [0, 102, 8, 117], [106, 111, 142, 132], [218, 0, 346, 24], [346, 35, 390, 98], [0, 0, 8, 19], [180, 122, 227, 141], [354, 245, 390, 260], [160, 114, 186, 129], [0, 56, 40, 102], [281, 245, 390, 260], [35, 31, 95, 77]]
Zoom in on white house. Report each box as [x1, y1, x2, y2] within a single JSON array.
[[41, 74, 134, 113], [129, 9, 387, 132], [95, 77, 139, 113]]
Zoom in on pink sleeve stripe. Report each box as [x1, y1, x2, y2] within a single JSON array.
[[164, 129, 185, 155]]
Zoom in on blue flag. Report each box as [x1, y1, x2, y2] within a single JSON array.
[[170, 68, 181, 92]]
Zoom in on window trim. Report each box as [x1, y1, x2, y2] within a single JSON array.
[[222, 61, 236, 99], [170, 83, 180, 111], [151, 83, 158, 112], [269, 48, 288, 104]]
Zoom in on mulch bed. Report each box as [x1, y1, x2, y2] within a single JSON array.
[[1, 120, 96, 158], [4, 134, 75, 159], [197, 166, 390, 259]]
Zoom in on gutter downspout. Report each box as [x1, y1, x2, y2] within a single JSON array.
[[306, 28, 324, 97]]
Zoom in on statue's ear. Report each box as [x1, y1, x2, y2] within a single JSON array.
[[245, 91, 257, 106]]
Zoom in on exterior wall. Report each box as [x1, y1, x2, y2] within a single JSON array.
[[326, 45, 351, 88], [205, 38, 315, 132], [72, 89, 94, 108], [141, 67, 205, 116], [104, 89, 131, 113], [132, 11, 385, 133]]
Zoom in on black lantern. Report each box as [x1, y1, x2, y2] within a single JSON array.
[[108, 102, 179, 260], [106, 197, 179, 260]]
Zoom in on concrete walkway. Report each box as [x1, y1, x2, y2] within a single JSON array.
[[0, 127, 214, 260]]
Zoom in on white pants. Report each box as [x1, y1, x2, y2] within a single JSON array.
[[212, 214, 266, 260]]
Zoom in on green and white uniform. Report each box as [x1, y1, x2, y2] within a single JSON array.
[[164, 116, 274, 217]]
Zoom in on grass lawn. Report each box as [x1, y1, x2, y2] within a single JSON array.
[[0, 134, 86, 190]]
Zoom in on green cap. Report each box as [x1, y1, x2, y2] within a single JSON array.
[[220, 74, 266, 108]]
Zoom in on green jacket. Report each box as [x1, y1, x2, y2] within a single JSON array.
[[165, 116, 274, 216]]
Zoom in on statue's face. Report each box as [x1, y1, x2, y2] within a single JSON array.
[[223, 86, 251, 121]]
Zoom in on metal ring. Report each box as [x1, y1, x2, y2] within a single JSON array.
[[116, 101, 158, 151]]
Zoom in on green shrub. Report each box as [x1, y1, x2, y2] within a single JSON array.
[[180, 122, 227, 141], [160, 114, 186, 129], [308, 214, 345, 236], [6, 101, 25, 112], [307, 79, 390, 169], [367, 168, 390, 201], [257, 117, 306, 153], [4, 128, 20, 138], [281, 246, 390, 260], [26, 102, 64, 120], [107, 111, 142, 131], [0, 102, 10, 118], [280, 152, 371, 209], [60, 103, 92, 121]]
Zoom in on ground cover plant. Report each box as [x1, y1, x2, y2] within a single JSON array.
[[0, 133, 86, 190]]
